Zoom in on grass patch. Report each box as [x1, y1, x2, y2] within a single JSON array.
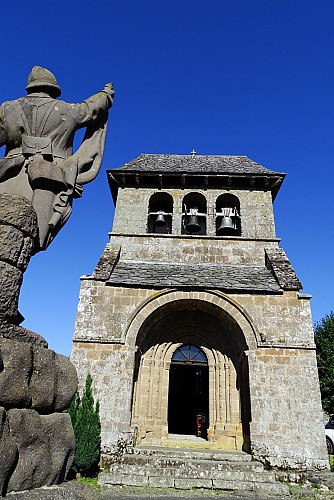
[[76, 476, 99, 489], [329, 455, 334, 471]]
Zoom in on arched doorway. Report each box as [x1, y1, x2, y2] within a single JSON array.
[[130, 298, 251, 451], [168, 344, 209, 438]]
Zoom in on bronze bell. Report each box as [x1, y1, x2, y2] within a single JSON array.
[[186, 214, 201, 233], [155, 212, 167, 227], [217, 216, 235, 235]]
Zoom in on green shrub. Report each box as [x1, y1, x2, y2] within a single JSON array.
[[314, 312, 334, 413], [68, 373, 101, 476]]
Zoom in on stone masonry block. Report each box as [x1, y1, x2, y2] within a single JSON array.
[[0, 338, 32, 408], [17, 237, 34, 271], [0, 261, 22, 321], [0, 225, 23, 265], [30, 346, 56, 411], [0, 407, 18, 496], [6, 409, 74, 493], [0, 194, 37, 238]]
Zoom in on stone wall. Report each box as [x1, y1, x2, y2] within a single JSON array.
[[249, 347, 326, 470], [106, 234, 279, 266]]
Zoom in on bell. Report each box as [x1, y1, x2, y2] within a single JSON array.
[[217, 216, 235, 235], [186, 215, 201, 233], [155, 212, 167, 227]]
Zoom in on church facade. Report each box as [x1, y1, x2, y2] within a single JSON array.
[[71, 154, 328, 470]]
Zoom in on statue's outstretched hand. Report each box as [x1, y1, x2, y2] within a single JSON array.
[[104, 83, 115, 97]]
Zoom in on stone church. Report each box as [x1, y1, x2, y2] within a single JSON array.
[[71, 153, 328, 470]]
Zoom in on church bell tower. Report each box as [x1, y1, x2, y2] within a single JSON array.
[[71, 153, 328, 470]]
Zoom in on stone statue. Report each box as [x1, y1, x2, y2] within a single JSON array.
[[0, 67, 115, 495], [0, 66, 115, 251]]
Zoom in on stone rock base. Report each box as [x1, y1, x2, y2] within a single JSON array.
[[0, 408, 74, 493], [0, 194, 77, 495]]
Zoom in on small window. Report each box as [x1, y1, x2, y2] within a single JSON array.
[[147, 192, 173, 234], [216, 194, 241, 236], [182, 193, 207, 235], [171, 344, 207, 365]]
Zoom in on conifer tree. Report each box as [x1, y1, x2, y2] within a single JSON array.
[[68, 373, 101, 476]]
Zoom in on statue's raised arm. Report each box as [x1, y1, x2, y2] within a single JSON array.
[[0, 66, 115, 251]]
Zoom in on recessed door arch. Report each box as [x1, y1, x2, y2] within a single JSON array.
[[130, 300, 251, 451]]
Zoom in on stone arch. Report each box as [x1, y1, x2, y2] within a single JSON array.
[[125, 290, 260, 351], [128, 291, 253, 451]]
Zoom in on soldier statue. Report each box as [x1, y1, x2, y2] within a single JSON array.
[[0, 66, 115, 251]]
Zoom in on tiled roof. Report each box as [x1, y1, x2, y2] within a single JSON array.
[[106, 260, 281, 293], [114, 154, 284, 176]]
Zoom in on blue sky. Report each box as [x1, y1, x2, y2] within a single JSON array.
[[1, 0, 334, 356]]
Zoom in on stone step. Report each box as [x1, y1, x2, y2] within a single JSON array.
[[99, 446, 290, 496], [99, 469, 289, 496], [105, 463, 275, 482], [134, 445, 253, 462], [122, 454, 264, 473]]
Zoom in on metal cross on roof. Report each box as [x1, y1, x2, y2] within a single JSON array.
[[190, 149, 197, 156]]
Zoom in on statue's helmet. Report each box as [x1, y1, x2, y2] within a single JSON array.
[[26, 66, 61, 97]]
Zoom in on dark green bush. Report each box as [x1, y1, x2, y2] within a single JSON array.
[[68, 373, 101, 476]]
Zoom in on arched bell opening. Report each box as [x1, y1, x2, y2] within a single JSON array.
[[147, 192, 173, 234], [182, 192, 207, 235], [216, 193, 241, 236], [130, 299, 251, 451]]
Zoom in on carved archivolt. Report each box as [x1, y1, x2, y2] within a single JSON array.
[[129, 294, 252, 449]]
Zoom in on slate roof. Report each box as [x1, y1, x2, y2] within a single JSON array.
[[114, 154, 284, 176], [265, 248, 302, 290], [106, 260, 282, 293]]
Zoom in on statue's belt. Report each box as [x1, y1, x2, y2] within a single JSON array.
[[1, 136, 76, 190], [8, 136, 69, 160]]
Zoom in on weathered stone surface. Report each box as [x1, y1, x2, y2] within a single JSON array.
[[0, 339, 76, 412], [0, 224, 23, 265], [17, 236, 35, 271], [42, 413, 75, 485], [0, 194, 38, 238], [3, 481, 99, 500], [93, 243, 120, 281], [7, 409, 51, 491], [0, 261, 23, 322], [30, 348, 77, 413], [0, 338, 32, 408], [6, 409, 74, 493], [0, 407, 18, 496], [53, 352, 78, 411], [30, 346, 56, 411], [0, 322, 48, 347]]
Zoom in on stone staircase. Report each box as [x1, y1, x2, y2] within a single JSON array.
[[99, 445, 290, 495]]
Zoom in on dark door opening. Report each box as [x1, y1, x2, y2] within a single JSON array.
[[168, 344, 209, 438]]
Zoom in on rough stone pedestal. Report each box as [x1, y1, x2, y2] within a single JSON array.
[[0, 194, 77, 496]]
